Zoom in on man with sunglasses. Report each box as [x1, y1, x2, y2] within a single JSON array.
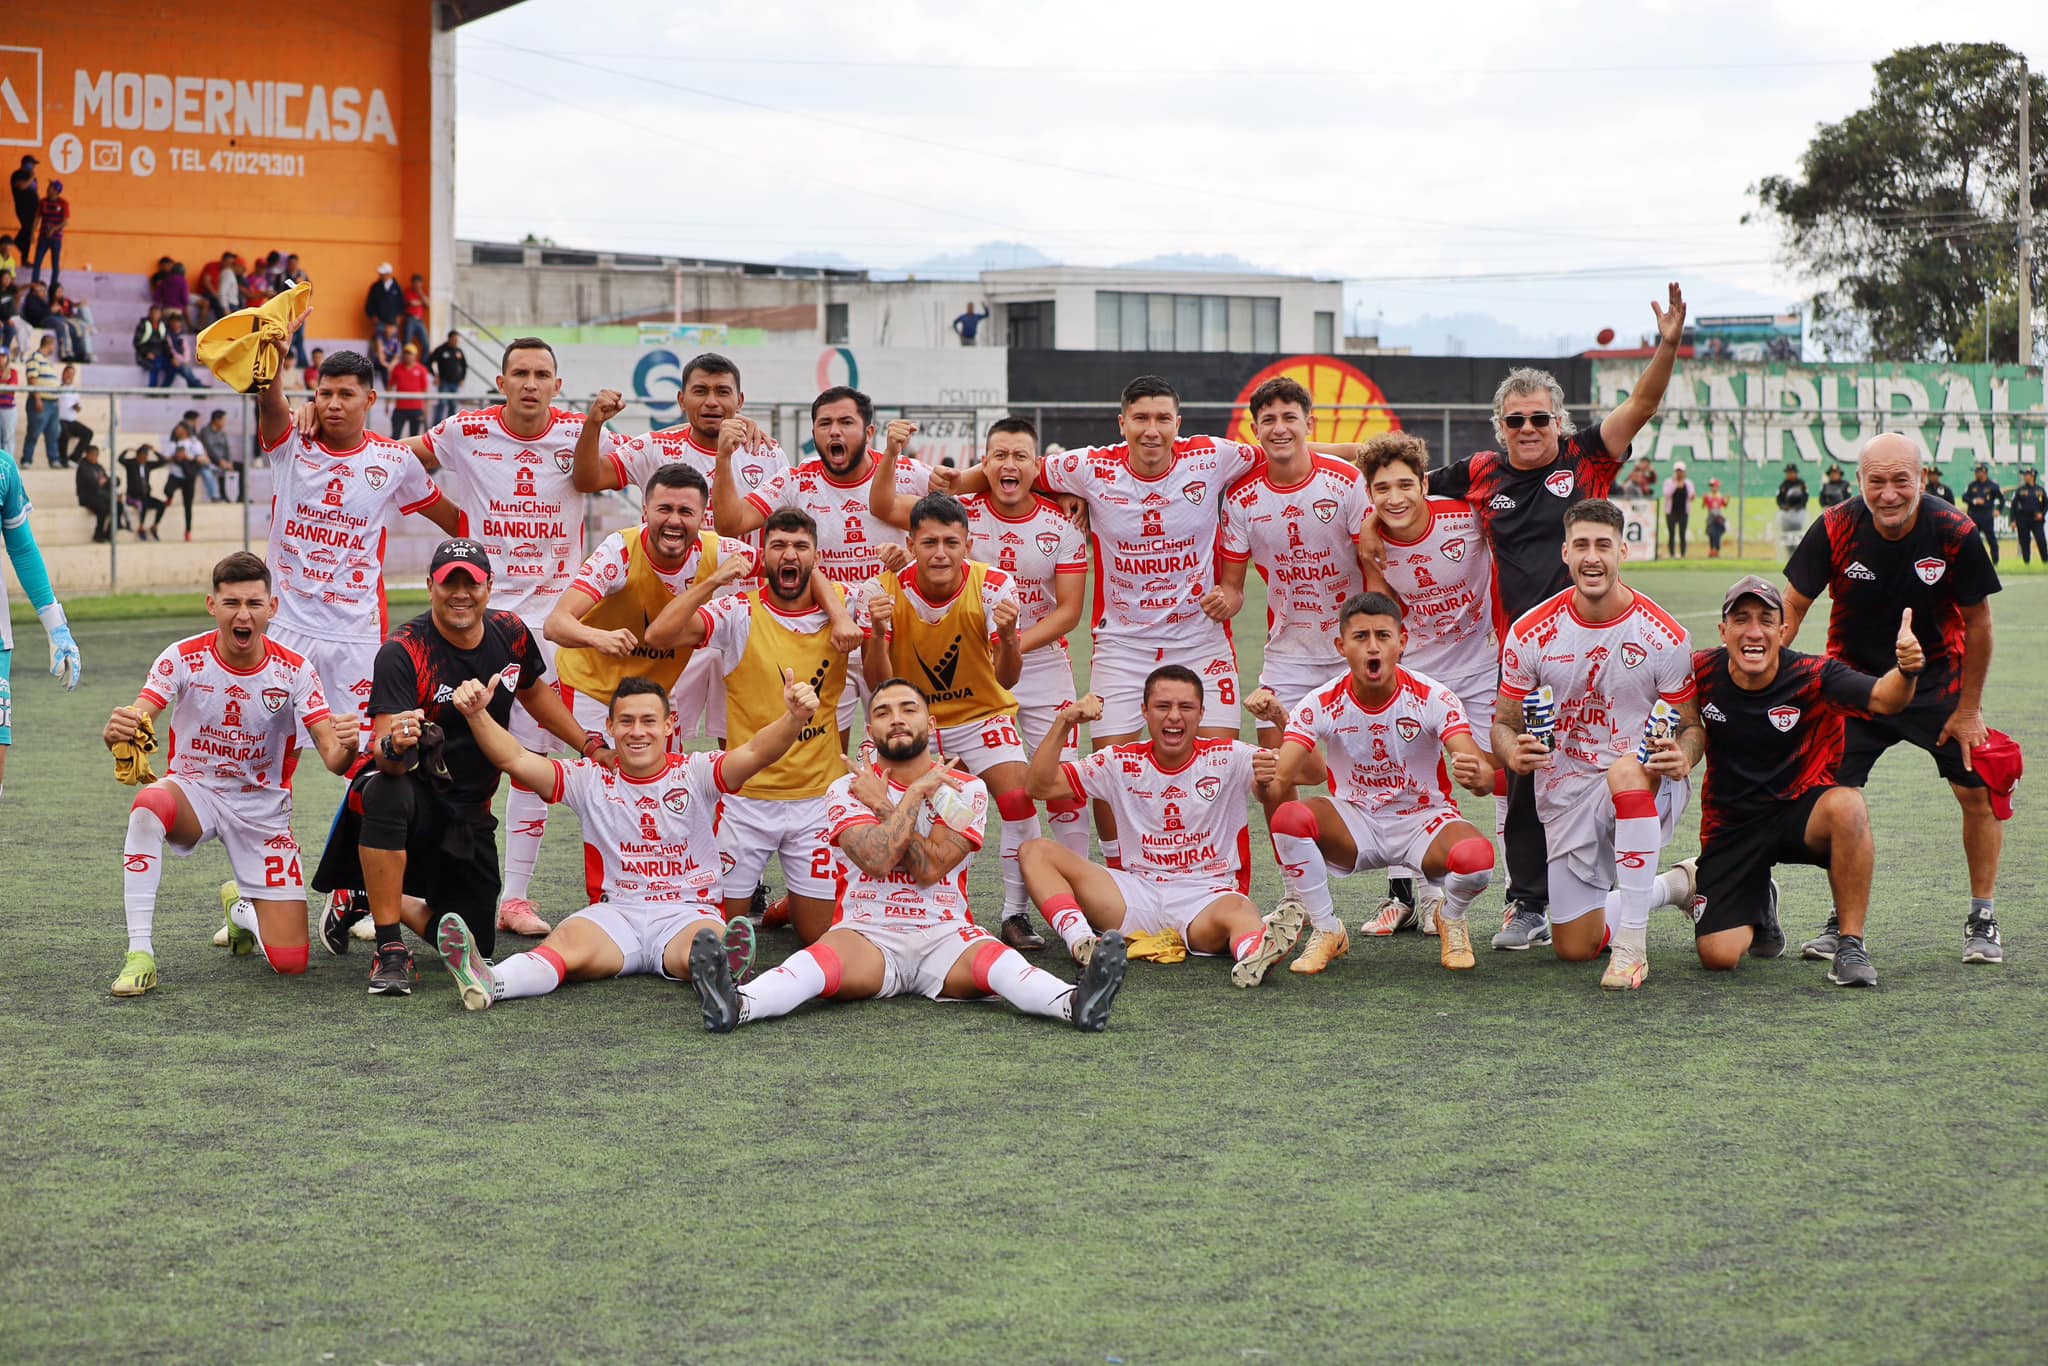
[[1361, 283, 1688, 950]]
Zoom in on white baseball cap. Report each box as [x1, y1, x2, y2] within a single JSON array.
[[378, 262, 394, 275]]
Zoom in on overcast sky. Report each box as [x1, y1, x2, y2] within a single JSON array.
[[454, 2, 2044, 351]]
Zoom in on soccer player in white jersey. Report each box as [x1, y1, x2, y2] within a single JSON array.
[[571, 354, 789, 742], [391, 337, 623, 937], [1493, 499, 1701, 989], [871, 417, 1091, 937], [103, 552, 362, 996], [711, 387, 939, 735], [431, 670, 817, 1009], [1355, 432, 1506, 938], [1259, 592, 1500, 975], [258, 344, 464, 736], [1020, 665, 1306, 988], [687, 680, 1128, 1034]]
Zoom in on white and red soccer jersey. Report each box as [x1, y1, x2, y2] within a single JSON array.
[[569, 528, 759, 605], [1285, 667, 1469, 819], [138, 632, 330, 794], [260, 428, 442, 642], [544, 750, 731, 909], [1375, 498, 1503, 694], [1499, 587, 1694, 818], [821, 765, 988, 927], [421, 405, 621, 625], [744, 456, 932, 590], [1060, 737, 1255, 890], [1040, 436, 1259, 649], [611, 426, 787, 534], [1221, 456, 1370, 663], [964, 493, 1086, 700]]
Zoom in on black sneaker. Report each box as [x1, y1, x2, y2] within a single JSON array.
[[689, 928, 740, 1033], [319, 890, 366, 956], [748, 882, 769, 926], [1963, 915, 2005, 964], [1750, 879, 1786, 959], [367, 942, 416, 996], [1490, 901, 1551, 950], [1827, 934, 1878, 987], [1800, 913, 1841, 962], [1070, 930, 1127, 1033], [999, 914, 1046, 951]]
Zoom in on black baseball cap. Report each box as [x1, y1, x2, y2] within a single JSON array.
[[1721, 574, 1784, 618], [429, 538, 492, 583]]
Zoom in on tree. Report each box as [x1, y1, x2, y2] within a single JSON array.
[[1747, 43, 2046, 363]]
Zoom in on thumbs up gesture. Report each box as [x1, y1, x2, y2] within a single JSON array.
[[783, 665, 819, 723], [1895, 608, 1924, 675]]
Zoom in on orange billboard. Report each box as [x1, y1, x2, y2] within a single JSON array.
[[2, 1, 434, 299]]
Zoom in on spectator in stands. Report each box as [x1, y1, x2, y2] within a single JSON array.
[[134, 305, 171, 386], [198, 409, 240, 501], [365, 262, 406, 343], [1775, 462, 1809, 555], [243, 252, 278, 308], [281, 254, 311, 366], [389, 342, 431, 439], [29, 180, 68, 288], [161, 313, 208, 388], [427, 330, 467, 424], [21, 333, 63, 468], [402, 272, 431, 353], [0, 350, 20, 455], [0, 237, 19, 276], [10, 155, 36, 259], [1817, 463, 1853, 509], [46, 283, 95, 362], [121, 444, 168, 540], [57, 364, 91, 465], [951, 300, 989, 346], [76, 444, 115, 542], [163, 420, 205, 540], [0, 271, 30, 355], [370, 321, 401, 388], [17, 279, 50, 332], [152, 258, 193, 323], [195, 252, 242, 325], [302, 347, 325, 393], [1701, 477, 1729, 557], [1624, 456, 1658, 498]]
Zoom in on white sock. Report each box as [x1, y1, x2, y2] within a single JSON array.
[[1444, 870, 1491, 922], [229, 895, 264, 949], [492, 950, 563, 1001], [1043, 897, 1093, 951], [1612, 799, 1662, 932], [999, 806, 1033, 918], [124, 806, 168, 953], [738, 948, 827, 1023], [1606, 900, 1649, 958], [1272, 829, 1342, 932], [1654, 868, 1691, 911], [1494, 794, 1510, 844], [501, 784, 548, 902], [982, 946, 1074, 1021], [1101, 837, 1120, 866], [1049, 805, 1091, 859]]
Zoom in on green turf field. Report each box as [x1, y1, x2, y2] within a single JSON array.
[[4, 565, 2045, 1363]]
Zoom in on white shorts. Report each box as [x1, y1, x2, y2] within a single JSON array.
[[671, 648, 727, 743], [1012, 646, 1078, 713], [508, 634, 565, 753], [1324, 799, 1467, 878], [1016, 700, 1082, 770], [1101, 867, 1241, 952], [1257, 650, 1343, 722], [1442, 667, 1498, 741], [563, 899, 723, 979], [1545, 776, 1693, 921], [837, 673, 872, 740], [268, 625, 376, 740], [840, 918, 996, 999], [932, 713, 1028, 777], [718, 792, 836, 900], [1089, 633, 1242, 737], [165, 778, 304, 901], [566, 686, 612, 750]]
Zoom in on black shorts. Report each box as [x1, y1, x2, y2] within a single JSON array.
[[1690, 789, 1834, 937], [1838, 700, 1985, 789], [311, 770, 503, 955]]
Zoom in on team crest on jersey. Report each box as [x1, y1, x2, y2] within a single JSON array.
[[1768, 706, 1800, 733], [1182, 481, 1207, 505], [1913, 557, 1946, 585], [498, 663, 523, 692], [1396, 717, 1422, 742], [1621, 642, 1647, 669], [262, 687, 288, 714], [720, 850, 736, 875], [663, 788, 689, 815], [1195, 775, 1221, 802], [1312, 498, 1339, 524], [1036, 532, 1061, 557], [1441, 537, 1466, 562], [1684, 895, 1706, 924], [365, 465, 389, 489], [1545, 470, 1575, 498], [741, 462, 766, 488], [554, 449, 574, 473], [157, 658, 174, 676]]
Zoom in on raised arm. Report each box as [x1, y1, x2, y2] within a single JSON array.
[[572, 389, 627, 493], [1600, 282, 1686, 455], [451, 677, 564, 792], [861, 582, 894, 690], [306, 712, 363, 777], [710, 417, 772, 535], [991, 595, 1022, 689], [518, 673, 607, 763], [1866, 609, 1924, 717], [255, 328, 299, 448], [545, 584, 638, 654], [643, 554, 754, 651], [1026, 694, 1097, 800], [869, 420, 918, 529]]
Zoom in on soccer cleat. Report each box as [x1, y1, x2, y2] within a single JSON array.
[[319, 890, 365, 955], [1360, 895, 1416, 936], [1232, 895, 1308, 988], [748, 883, 769, 925], [1288, 926, 1351, 975], [220, 881, 258, 957], [1600, 944, 1649, 991], [1827, 934, 1878, 988], [1800, 913, 1841, 962], [1070, 934, 1099, 968], [1069, 929, 1127, 1032], [999, 914, 1046, 951], [721, 915, 758, 986], [1491, 901, 1551, 951], [1418, 887, 1445, 937], [689, 928, 740, 1033], [1439, 917, 1476, 971], [1667, 856, 1699, 912], [367, 942, 417, 997], [1962, 915, 2004, 965], [496, 897, 550, 938], [434, 913, 496, 1010], [111, 950, 159, 997], [1750, 879, 1785, 959], [211, 922, 232, 948]]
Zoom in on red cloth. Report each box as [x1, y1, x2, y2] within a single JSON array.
[[390, 360, 432, 410], [1973, 729, 2022, 821]]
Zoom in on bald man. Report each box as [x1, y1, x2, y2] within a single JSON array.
[[1782, 433, 2005, 965]]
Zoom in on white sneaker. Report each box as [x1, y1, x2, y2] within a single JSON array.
[[350, 913, 376, 941], [211, 922, 233, 948], [1417, 886, 1446, 937]]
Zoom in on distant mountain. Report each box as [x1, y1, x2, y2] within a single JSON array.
[[1372, 311, 1583, 358], [1112, 252, 1272, 274], [905, 241, 1059, 275]]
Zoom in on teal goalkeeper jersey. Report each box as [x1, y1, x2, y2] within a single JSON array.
[[0, 451, 33, 652]]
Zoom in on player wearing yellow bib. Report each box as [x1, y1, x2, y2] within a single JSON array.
[[673, 507, 866, 944], [860, 493, 1041, 947]]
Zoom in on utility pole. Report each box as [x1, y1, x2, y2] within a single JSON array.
[[2020, 57, 2033, 365]]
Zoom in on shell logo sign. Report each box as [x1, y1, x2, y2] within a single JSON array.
[[1229, 357, 1402, 447]]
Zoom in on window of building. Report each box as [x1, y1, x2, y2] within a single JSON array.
[[825, 302, 849, 344], [1094, 291, 1284, 351], [1314, 310, 1336, 353], [1007, 301, 1054, 349]]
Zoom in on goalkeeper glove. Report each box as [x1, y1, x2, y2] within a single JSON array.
[[40, 604, 80, 690]]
